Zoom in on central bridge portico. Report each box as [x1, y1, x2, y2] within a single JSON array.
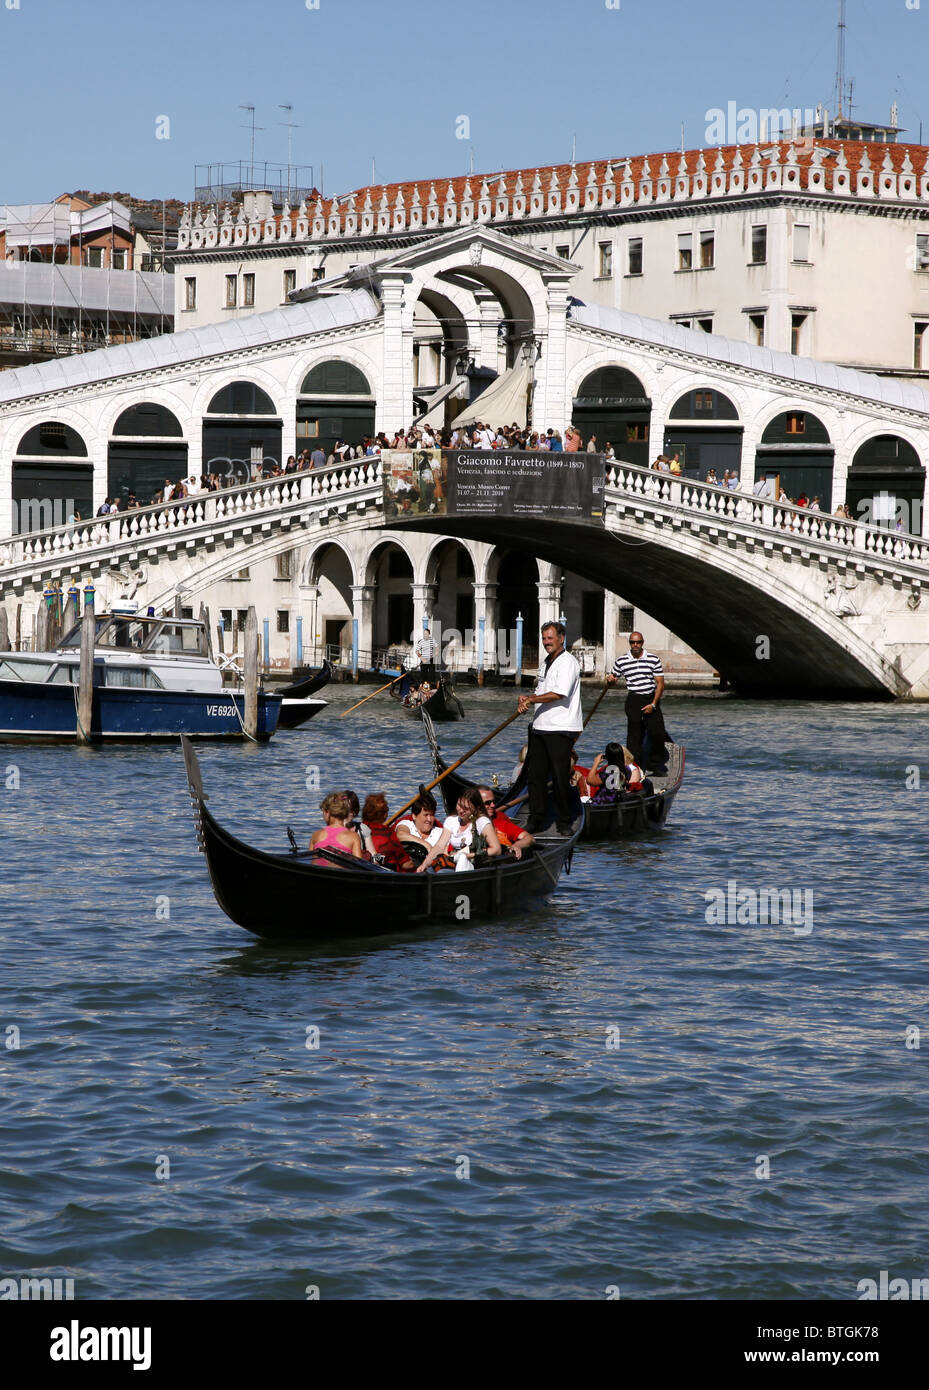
[[3, 458, 929, 696]]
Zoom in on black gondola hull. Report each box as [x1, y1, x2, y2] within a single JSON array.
[[183, 737, 578, 940]]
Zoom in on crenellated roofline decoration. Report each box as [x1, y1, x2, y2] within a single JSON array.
[[174, 139, 929, 254]]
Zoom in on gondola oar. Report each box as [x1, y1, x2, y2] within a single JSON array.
[[582, 681, 611, 731], [341, 671, 406, 717], [388, 709, 524, 825]]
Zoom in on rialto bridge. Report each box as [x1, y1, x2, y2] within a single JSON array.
[[2, 224, 929, 695], [2, 458, 929, 697]]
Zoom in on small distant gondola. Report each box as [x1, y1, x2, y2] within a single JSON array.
[[181, 736, 580, 940], [390, 668, 465, 721], [274, 659, 332, 729], [421, 710, 685, 840]]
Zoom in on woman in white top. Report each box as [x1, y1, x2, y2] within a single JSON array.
[[395, 793, 445, 853], [417, 787, 501, 873]]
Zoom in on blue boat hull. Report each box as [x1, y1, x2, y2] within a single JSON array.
[[0, 680, 281, 743]]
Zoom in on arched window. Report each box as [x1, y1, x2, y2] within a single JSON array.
[[847, 436, 925, 532], [669, 389, 739, 420], [300, 361, 371, 395], [17, 422, 88, 456], [572, 366, 651, 466], [13, 423, 91, 533], [108, 404, 188, 506], [207, 381, 277, 415], [113, 403, 184, 436]]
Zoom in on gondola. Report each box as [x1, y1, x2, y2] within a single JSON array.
[[390, 667, 465, 721], [182, 736, 580, 940], [421, 709, 685, 839], [274, 659, 332, 729]]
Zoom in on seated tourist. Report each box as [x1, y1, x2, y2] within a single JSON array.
[[361, 793, 414, 871], [570, 749, 591, 800], [588, 741, 633, 799], [417, 787, 501, 873], [309, 792, 364, 860], [395, 792, 445, 864], [475, 786, 533, 859]]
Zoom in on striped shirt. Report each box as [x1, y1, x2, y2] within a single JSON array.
[[611, 649, 664, 694]]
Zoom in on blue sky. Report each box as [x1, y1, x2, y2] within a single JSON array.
[[2, 0, 926, 203]]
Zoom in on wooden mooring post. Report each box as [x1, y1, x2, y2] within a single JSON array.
[[243, 606, 259, 739], [76, 585, 96, 745]]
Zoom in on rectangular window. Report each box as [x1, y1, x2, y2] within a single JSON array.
[[748, 313, 765, 346], [219, 609, 233, 630], [695, 391, 713, 411], [598, 241, 613, 278], [751, 226, 767, 264], [697, 317, 713, 333], [786, 413, 805, 435], [275, 550, 294, 580], [625, 423, 649, 442], [627, 237, 643, 275], [312, 266, 326, 282], [283, 268, 296, 298], [85, 247, 104, 268], [555, 244, 570, 260], [243, 273, 255, 307], [699, 230, 715, 269], [111, 248, 127, 270], [618, 605, 635, 634], [225, 274, 237, 308], [915, 322, 928, 370], [793, 224, 811, 262], [791, 313, 808, 355], [917, 234, 929, 271], [276, 610, 290, 634], [677, 233, 693, 271], [184, 276, 197, 311]]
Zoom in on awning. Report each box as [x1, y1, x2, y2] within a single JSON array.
[[450, 364, 531, 429], [414, 373, 468, 428]]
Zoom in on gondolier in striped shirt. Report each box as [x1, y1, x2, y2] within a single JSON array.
[[607, 632, 669, 774]]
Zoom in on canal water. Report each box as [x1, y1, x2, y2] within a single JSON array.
[[1, 687, 927, 1300]]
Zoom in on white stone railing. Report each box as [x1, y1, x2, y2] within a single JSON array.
[[604, 461, 929, 573], [0, 458, 382, 577]]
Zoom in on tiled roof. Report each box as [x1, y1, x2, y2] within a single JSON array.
[[179, 138, 929, 242]]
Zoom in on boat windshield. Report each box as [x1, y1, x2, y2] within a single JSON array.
[[58, 616, 208, 657]]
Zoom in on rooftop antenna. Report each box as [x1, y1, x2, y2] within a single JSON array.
[[571, 133, 576, 164], [278, 104, 300, 203], [834, 0, 847, 119], [239, 104, 264, 184], [469, 147, 474, 175], [680, 121, 685, 153], [372, 156, 377, 184]]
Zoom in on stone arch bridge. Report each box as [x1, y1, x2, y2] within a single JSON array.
[[2, 458, 928, 697]]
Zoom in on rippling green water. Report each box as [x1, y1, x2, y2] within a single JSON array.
[[1, 687, 927, 1299]]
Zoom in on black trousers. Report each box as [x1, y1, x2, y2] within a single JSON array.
[[527, 728, 575, 828], [625, 692, 668, 770]]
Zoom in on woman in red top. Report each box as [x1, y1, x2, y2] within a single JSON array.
[[361, 793, 415, 871]]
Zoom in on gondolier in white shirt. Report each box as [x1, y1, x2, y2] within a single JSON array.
[[607, 632, 669, 774], [517, 621, 582, 835]]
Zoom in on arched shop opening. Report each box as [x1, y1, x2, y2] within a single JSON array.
[[664, 388, 742, 480], [203, 381, 281, 485], [755, 410, 834, 508], [297, 361, 375, 458], [572, 366, 651, 467], [495, 551, 540, 669], [426, 540, 475, 662], [108, 403, 187, 506], [310, 543, 355, 664], [12, 421, 92, 533], [368, 542, 415, 649], [846, 436, 926, 533]]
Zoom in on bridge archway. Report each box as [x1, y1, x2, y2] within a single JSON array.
[[13, 421, 92, 533], [665, 386, 742, 481], [846, 434, 926, 532], [572, 364, 651, 466], [365, 539, 416, 647], [202, 379, 282, 485], [307, 540, 356, 662], [755, 409, 834, 508], [108, 403, 187, 507], [423, 538, 475, 646]]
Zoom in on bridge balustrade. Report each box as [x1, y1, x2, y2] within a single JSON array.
[[0, 458, 383, 570], [604, 462, 929, 565]]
